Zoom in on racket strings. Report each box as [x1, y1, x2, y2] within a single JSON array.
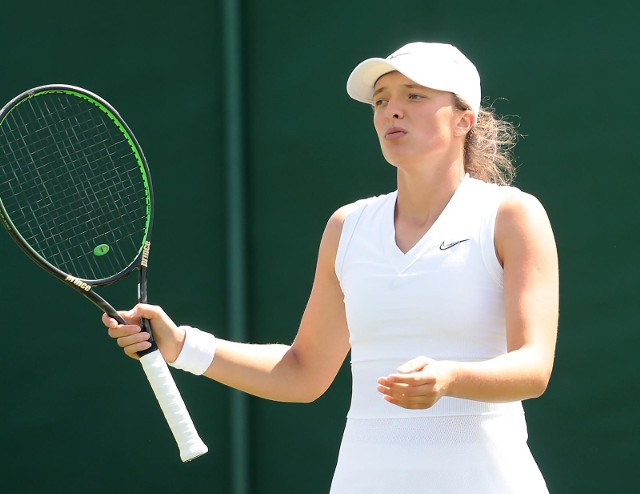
[[0, 92, 150, 281]]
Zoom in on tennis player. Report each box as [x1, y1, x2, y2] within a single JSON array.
[[105, 42, 558, 493]]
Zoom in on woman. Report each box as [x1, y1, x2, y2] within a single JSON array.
[[105, 42, 558, 493]]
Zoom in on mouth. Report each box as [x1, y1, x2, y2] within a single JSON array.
[[384, 127, 407, 140]]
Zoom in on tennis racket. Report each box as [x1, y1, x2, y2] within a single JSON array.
[[0, 84, 208, 462]]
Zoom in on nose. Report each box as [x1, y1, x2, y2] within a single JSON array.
[[385, 97, 404, 119]]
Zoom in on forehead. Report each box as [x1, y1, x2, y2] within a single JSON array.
[[374, 71, 425, 91]]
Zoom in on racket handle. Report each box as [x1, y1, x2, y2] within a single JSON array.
[[139, 349, 209, 462]]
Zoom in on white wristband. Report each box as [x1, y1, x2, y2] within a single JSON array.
[[169, 326, 217, 375]]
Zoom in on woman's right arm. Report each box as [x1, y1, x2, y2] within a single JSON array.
[[104, 207, 352, 403]]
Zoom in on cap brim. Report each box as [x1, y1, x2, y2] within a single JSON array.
[[346, 58, 399, 104]]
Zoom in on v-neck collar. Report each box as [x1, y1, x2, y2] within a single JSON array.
[[383, 174, 470, 273]]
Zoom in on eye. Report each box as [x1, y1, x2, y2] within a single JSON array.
[[373, 98, 387, 109], [408, 93, 425, 101]]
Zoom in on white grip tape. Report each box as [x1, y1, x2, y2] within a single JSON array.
[[139, 349, 208, 462]]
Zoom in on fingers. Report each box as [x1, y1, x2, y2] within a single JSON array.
[[377, 376, 440, 409], [102, 305, 161, 360], [101, 304, 166, 327], [102, 304, 180, 362], [115, 329, 152, 359], [125, 303, 167, 322], [377, 356, 446, 409], [101, 312, 122, 329], [106, 321, 151, 360]]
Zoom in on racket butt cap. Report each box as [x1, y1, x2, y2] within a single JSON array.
[[180, 441, 209, 462]]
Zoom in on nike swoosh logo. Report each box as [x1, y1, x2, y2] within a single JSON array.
[[388, 52, 410, 59], [439, 239, 470, 250]]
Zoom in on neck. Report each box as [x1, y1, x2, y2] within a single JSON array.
[[395, 161, 465, 227]]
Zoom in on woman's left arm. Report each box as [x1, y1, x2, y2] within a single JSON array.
[[378, 191, 559, 408]]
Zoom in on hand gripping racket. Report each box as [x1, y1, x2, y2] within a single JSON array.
[[0, 84, 208, 462]]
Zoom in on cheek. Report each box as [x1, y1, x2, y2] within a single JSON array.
[[372, 112, 384, 136]]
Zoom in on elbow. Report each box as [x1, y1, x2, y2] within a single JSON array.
[[261, 387, 324, 404], [294, 385, 329, 404], [297, 395, 320, 404], [518, 347, 555, 400], [285, 378, 333, 403], [280, 392, 322, 404], [528, 380, 548, 399], [527, 368, 553, 399]]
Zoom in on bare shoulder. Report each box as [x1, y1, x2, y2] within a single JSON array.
[[497, 188, 553, 229], [329, 201, 366, 225], [495, 188, 557, 265], [322, 201, 366, 248]]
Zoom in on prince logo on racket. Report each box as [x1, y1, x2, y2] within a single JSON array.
[[65, 275, 92, 292]]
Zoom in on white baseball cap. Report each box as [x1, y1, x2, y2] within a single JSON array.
[[346, 42, 481, 119]]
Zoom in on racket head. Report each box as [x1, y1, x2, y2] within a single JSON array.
[[0, 84, 154, 286]]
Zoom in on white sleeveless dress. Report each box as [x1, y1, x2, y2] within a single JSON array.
[[330, 175, 549, 493]]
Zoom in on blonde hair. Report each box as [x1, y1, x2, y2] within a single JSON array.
[[454, 96, 518, 186]]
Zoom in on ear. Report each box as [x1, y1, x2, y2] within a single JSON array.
[[454, 110, 475, 137]]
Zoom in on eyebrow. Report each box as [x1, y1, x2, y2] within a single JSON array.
[[372, 84, 425, 97]]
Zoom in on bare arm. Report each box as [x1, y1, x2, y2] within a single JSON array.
[[105, 208, 352, 403], [378, 191, 559, 407]]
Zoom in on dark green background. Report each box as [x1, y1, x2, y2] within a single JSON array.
[[0, 1, 636, 493]]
